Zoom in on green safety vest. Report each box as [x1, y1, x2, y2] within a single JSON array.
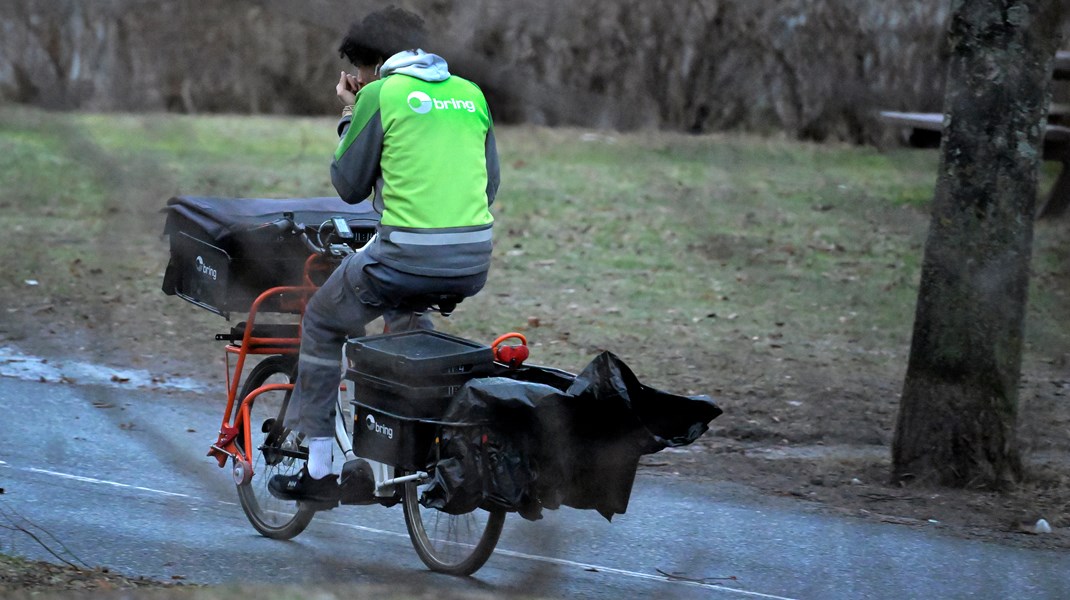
[[331, 71, 499, 277]]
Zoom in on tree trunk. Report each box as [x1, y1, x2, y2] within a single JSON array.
[[892, 0, 1064, 489]]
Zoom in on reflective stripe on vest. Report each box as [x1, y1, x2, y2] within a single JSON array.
[[387, 229, 493, 246]]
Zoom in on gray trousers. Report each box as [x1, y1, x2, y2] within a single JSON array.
[[284, 251, 487, 438]]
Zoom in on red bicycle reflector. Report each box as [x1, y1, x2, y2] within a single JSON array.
[[496, 344, 529, 367]]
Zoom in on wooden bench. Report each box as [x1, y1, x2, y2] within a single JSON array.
[[880, 51, 1070, 218]]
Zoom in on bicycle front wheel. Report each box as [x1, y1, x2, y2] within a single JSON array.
[[234, 355, 315, 539], [402, 470, 506, 576]]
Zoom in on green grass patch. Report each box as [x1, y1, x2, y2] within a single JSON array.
[[468, 128, 945, 375], [0, 106, 1064, 389]]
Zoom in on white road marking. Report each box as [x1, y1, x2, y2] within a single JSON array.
[[2, 463, 190, 499], [319, 516, 798, 599], [490, 547, 796, 599], [4, 463, 798, 599], [316, 516, 413, 539]]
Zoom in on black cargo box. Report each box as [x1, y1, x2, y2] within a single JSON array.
[[346, 330, 495, 385], [351, 402, 443, 471], [346, 330, 492, 469], [350, 372, 477, 470], [161, 195, 378, 318]]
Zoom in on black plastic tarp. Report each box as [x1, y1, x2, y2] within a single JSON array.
[[161, 196, 379, 316], [421, 352, 723, 521], [162, 195, 379, 244]]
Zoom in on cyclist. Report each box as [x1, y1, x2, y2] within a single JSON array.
[[270, 6, 500, 505]]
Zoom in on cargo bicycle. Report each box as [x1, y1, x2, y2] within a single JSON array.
[[162, 195, 722, 577], [164, 196, 524, 575], [216, 319, 518, 575]]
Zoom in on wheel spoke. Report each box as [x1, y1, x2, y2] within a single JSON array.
[[234, 356, 314, 539], [402, 471, 505, 575]]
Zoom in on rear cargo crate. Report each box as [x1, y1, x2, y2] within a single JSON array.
[[346, 330, 494, 385], [351, 405, 441, 471], [350, 375, 473, 470], [346, 330, 492, 468]]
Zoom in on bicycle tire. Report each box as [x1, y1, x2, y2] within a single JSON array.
[[234, 355, 315, 539], [401, 468, 506, 576]]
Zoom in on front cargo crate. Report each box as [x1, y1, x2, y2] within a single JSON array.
[[161, 195, 378, 318]]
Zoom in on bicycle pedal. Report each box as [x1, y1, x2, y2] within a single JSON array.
[[376, 494, 401, 508], [341, 495, 379, 506], [339, 458, 377, 505], [297, 498, 339, 512]]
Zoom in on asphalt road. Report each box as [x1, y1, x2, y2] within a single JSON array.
[[1, 369, 1068, 599]]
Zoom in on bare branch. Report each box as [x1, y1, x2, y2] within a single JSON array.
[[0, 500, 90, 570]]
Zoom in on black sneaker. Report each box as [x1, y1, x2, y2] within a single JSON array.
[[268, 467, 340, 509], [339, 458, 377, 505]]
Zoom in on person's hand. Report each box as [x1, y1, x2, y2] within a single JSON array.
[[336, 71, 359, 106]]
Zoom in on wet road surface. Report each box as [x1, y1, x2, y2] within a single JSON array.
[[1, 372, 1068, 599]]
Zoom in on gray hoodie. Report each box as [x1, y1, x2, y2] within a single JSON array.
[[380, 49, 451, 82]]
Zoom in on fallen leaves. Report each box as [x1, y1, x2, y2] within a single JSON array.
[[0, 555, 181, 592]]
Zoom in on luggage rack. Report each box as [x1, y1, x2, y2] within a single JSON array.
[[216, 322, 302, 351]]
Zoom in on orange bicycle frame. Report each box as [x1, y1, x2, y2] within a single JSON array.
[[208, 254, 331, 472]]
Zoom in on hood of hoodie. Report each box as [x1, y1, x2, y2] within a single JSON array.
[[380, 50, 450, 82]]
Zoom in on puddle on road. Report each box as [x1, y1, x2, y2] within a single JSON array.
[[0, 346, 208, 393]]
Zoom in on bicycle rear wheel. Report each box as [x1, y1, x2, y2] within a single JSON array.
[[402, 469, 506, 576], [234, 355, 315, 539]]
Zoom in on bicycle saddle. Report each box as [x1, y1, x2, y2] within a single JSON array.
[[398, 293, 465, 317]]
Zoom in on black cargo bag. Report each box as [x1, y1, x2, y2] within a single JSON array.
[[161, 196, 378, 318], [421, 352, 723, 522]]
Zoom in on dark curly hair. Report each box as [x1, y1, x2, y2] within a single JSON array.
[[338, 7, 428, 67]]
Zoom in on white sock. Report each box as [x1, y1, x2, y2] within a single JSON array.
[[307, 437, 334, 479]]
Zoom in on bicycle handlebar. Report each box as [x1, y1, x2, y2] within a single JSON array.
[[271, 212, 360, 260]]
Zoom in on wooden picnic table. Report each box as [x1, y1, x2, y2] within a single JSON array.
[[879, 50, 1070, 218]]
